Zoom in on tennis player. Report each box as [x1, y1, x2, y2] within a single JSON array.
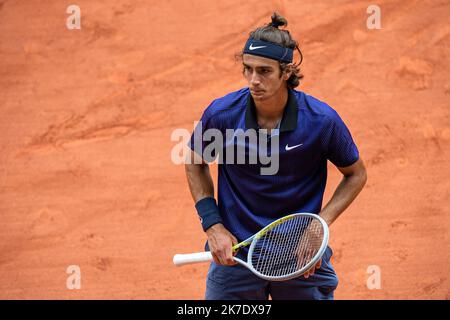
[[185, 12, 367, 300]]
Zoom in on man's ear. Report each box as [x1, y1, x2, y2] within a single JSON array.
[[283, 63, 294, 80]]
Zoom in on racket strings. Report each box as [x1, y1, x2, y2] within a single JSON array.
[[251, 216, 325, 277]]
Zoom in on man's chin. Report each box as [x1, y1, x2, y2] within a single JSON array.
[[251, 91, 266, 100]]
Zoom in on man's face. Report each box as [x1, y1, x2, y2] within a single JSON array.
[[242, 54, 291, 101]]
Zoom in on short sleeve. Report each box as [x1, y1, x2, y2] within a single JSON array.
[[188, 107, 220, 160], [322, 111, 359, 167]]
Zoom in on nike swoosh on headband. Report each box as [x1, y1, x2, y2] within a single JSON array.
[[249, 44, 267, 50]]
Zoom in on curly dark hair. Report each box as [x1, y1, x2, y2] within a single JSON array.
[[236, 12, 304, 89]]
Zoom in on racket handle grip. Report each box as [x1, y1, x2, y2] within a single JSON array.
[[173, 252, 213, 266]]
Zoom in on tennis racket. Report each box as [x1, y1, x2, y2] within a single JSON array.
[[173, 213, 329, 281]]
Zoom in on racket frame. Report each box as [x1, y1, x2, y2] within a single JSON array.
[[173, 213, 329, 282], [233, 213, 329, 281]]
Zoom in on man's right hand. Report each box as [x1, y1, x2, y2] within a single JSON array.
[[206, 223, 238, 266]]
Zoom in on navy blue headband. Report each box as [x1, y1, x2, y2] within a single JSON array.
[[243, 38, 293, 63]]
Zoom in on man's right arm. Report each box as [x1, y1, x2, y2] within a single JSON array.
[[185, 149, 238, 266]]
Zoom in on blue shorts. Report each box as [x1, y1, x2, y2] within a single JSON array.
[[205, 246, 338, 300]]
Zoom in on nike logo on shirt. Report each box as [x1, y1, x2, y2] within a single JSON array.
[[285, 143, 303, 151]]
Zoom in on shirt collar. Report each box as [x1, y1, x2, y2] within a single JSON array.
[[245, 88, 298, 132]]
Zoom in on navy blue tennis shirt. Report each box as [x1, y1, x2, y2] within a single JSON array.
[[189, 87, 359, 244]]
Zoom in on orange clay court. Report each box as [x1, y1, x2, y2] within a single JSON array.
[[0, 0, 449, 299]]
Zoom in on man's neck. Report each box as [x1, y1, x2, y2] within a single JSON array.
[[254, 86, 289, 129]]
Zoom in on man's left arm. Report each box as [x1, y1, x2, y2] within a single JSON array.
[[319, 158, 367, 226]]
